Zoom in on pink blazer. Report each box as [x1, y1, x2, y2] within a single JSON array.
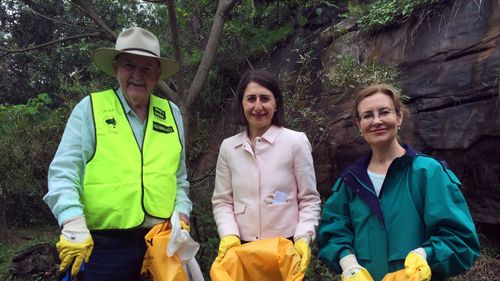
[[212, 125, 321, 242]]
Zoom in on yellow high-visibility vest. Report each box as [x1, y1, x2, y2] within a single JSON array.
[[83, 89, 181, 230]]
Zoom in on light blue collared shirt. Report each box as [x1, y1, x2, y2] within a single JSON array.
[[44, 89, 192, 227]]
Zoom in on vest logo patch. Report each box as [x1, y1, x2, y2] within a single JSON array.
[[153, 122, 174, 134], [153, 107, 166, 120], [105, 117, 117, 128]]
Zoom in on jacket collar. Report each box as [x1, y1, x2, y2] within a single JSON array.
[[233, 125, 282, 148], [344, 144, 417, 176], [341, 144, 417, 223]]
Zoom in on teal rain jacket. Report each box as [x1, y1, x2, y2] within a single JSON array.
[[318, 145, 480, 281]]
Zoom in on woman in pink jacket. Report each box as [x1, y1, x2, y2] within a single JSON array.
[[211, 69, 321, 274]]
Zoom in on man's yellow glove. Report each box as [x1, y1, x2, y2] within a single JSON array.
[[405, 252, 431, 281], [215, 234, 240, 262], [340, 254, 374, 281], [293, 238, 311, 273], [56, 217, 94, 276], [180, 221, 191, 232], [179, 212, 190, 232]]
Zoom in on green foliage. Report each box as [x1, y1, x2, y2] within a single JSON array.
[[215, 0, 337, 70], [217, 2, 294, 69], [0, 94, 66, 227], [304, 243, 339, 281], [188, 180, 219, 280], [3, 93, 52, 115], [0, 70, 89, 229], [325, 55, 401, 100], [349, 0, 446, 33]]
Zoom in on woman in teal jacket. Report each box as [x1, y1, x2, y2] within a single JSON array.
[[318, 84, 479, 281]]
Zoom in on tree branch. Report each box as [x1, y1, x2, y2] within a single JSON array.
[[0, 33, 104, 58], [157, 80, 177, 101], [166, 0, 184, 106], [185, 0, 238, 108], [20, 3, 99, 32], [71, 0, 117, 41]]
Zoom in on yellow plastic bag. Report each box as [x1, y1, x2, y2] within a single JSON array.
[[140, 222, 188, 281], [382, 269, 421, 281], [210, 237, 304, 281]]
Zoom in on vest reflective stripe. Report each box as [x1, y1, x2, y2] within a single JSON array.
[[83, 90, 181, 230]]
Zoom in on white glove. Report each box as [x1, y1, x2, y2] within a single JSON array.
[[61, 216, 91, 242], [57, 216, 93, 276], [411, 247, 427, 260], [340, 254, 364, 278]]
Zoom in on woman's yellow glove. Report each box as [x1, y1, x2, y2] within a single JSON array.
[[56, 217, 93, 276], [215, 235, 240, 262], [293, 238, 311, 273], [404, 252, 431, 281], [382, 269, 408, 281], [340, 254, 374, 281], [342, 267, 374, 281]]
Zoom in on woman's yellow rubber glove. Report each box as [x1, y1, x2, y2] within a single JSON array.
[[293, 238, 311, 273], [342, 267, 375, 281], [382, 269, 408, 281], [405, 252, 431, 281], [215, 235, 240, 262], [56, 217, 94, 276]]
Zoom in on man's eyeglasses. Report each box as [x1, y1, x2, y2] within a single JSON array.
[[359, 108, 396, 122]]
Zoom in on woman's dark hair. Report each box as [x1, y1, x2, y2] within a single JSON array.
[[232, 69, 285, 127]]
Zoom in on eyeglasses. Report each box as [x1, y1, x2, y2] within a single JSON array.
[[359, 108, 396, 122], [115, 59, 159, 76]]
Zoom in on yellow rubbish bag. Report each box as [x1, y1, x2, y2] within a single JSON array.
[[140, 222, 188, 281], [382, 269, 421, 281], [210, 237, 304, 281]]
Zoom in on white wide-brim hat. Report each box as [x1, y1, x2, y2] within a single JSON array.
[[92, 26, 179, 80]]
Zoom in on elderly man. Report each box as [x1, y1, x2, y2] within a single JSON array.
[[44, 27, 192, 280]]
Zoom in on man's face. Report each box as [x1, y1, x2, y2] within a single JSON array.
[[113, 53, 161, 106]]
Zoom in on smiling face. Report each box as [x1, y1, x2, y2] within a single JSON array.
[[242, 82, 277, 138], [356, 92, 403, 148], [113, 53, 161, 107]]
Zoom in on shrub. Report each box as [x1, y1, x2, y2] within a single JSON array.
[[0, 75, 89, 228], [349, 0, 447, 33], [324, 54, 402, 100], [0, 94, 67, 227], [280, 50, 328, 148]]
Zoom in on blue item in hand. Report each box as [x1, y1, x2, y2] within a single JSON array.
[[61, 263, 84, 281]]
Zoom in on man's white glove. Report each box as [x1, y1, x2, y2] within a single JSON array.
[[56, 216, 93, 276]]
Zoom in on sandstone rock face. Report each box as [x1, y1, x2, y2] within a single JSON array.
[[317, 0, 500, 225]]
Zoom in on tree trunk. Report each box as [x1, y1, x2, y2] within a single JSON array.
[[181, 0, 238, 146]]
